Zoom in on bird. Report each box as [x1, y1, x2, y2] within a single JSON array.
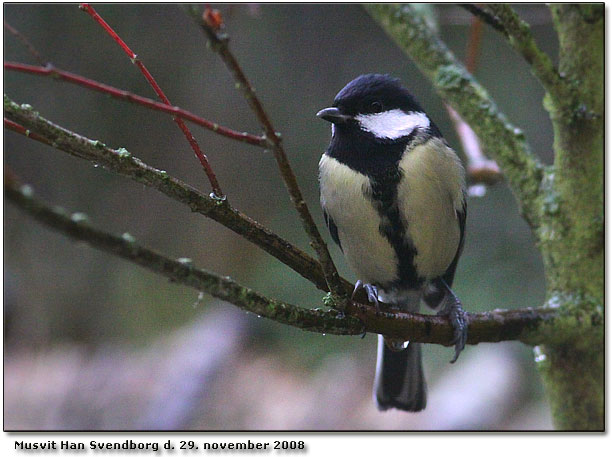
[[316, 74, 467, 412]]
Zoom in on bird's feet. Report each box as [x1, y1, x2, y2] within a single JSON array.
[[352, 280, 380, 309], [437, 286, 468, 364]]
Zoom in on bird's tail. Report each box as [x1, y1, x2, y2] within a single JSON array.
[[373, 335, 426, 412]]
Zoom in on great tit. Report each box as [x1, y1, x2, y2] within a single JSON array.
[[317, 74, 467, 412]]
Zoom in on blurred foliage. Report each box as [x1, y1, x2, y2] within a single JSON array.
[[4, 4, 554, 429]]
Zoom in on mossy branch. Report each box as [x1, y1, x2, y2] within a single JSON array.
[[537, 5, 604, 430], [5, 93, 565, 347], [3, 94, 348, 296], [5, 174, 562, 346], [485, 5, 571, 108], [365, 4, 544, 228], [4, 176, 360, 337]]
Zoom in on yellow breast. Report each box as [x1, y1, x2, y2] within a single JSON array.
[[397, 138, 465, 279]]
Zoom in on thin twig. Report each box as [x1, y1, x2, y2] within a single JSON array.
[[79, 3, 224, 197], [465, 14, 483, 75], [4, 96, 352, 296], [4, 21, 47, 66], [188, 5, 348, 307], [4, 118, 51, 145], [4, 61, 267, 147], [5, 175, 560, 345]]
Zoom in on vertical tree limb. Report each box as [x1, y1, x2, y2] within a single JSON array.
[[367, 3, 603, 430], [533, 5, 604, 430]]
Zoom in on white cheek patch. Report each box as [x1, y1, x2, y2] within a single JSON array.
[[355, 109, 430, 140]]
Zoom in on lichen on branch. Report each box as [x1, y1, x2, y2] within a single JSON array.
[[5, 174, 560, 346], [4, 94, 561, 347], [3, 94, 343, 295]]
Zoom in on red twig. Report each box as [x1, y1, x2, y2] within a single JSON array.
[[4, 21, 47, 66], [79, 3, 224, 197], [4, 118, 51, 145], [4, 61, 266, 147], [465, 14, 483, 74]]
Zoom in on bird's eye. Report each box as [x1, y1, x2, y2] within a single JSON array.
[[370, 101, 384, 113]]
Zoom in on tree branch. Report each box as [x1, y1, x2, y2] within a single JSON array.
[[4, 175, 560, 346], [4, 61, 267, 147], [485, 4, 570, 107], [365, 4, 544, 228], [80, 3, 224, 197], [187, 5, 349, 308], [446, 105, 502, 193], [5, 117, 51, 145], [464, 14, 483, 75], [4, 176, 362, 337], [4, 95, 350, 296]]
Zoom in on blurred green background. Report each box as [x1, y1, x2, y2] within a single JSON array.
[[4, 4, 554, 430]]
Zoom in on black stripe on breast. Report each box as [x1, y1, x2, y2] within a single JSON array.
[[325, 127, 431, 291], [369, 167, 424, 291], [323, 210, 342, 251]]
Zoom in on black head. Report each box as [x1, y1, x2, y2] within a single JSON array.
[[333, 74, 424, 116], [317, 74, 440, 142]]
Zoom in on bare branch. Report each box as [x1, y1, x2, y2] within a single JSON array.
[[5, 175, 560, 346], [188, 5, 349, 307], [5, 117, 51, 145], [4, 61, 267, 147], [464, 14, 483, 74], [4, 95, 351, 296], [79, 3, 224, 197]]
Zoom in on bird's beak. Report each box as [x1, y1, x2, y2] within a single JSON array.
[[316, 107, 351, 124]]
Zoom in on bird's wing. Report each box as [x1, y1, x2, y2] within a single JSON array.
[[442, 196, 467, 288], [323, 209, 342, 252]]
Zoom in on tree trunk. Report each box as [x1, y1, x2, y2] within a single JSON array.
[[535, 4, 604, 430], [367, 4, 604, 430]]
